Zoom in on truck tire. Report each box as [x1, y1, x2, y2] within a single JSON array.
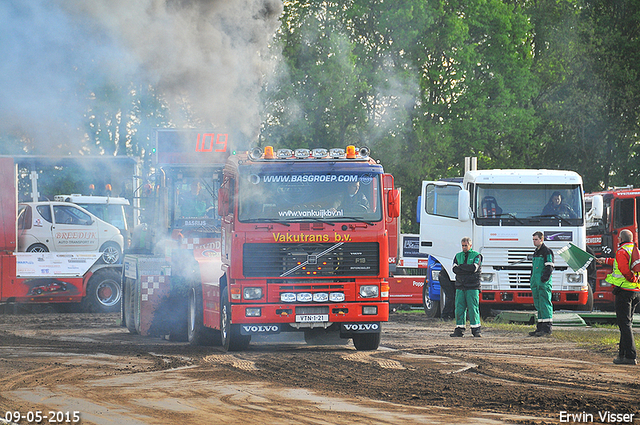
[[579, 285, 594, 312], [188, 285, 221, 346], [352, 332, 381, 351], [82, 268, 122, 313], [423, 280, 441, 318], [220, 287, 250, 351]]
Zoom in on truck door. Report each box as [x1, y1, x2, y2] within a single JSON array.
[[52, 204, 100, 252], [418, 181, 472, 277]]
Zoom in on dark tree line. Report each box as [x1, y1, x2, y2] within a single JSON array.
[[263, 0, 640, 231]]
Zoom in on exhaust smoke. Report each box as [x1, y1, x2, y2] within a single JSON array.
[[0, 0, 283, 153]]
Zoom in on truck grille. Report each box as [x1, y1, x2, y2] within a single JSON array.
[[243, 242, 379, 277]]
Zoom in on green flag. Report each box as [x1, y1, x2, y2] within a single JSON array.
[[557, 243, 594, 273]]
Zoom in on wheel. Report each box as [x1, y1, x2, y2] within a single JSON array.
[[82, 268, 122, 313], [579, 284, 594, 312], [220, 287, 250, 351], [27, 243, 48, 253], [352, 333, 381, 351], [100, 242, 122, 264], [423, 279, 441, 318], [188, 285, 221, 346]]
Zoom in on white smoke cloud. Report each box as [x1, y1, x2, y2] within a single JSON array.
[[0, 0, 283, 152]]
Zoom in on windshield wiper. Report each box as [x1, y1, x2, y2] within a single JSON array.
[[242, 218, 291, 227], [340, 217, 375, 225], [289, 217, 336, 226], [493, 213, 524, 225], [529, 214, 573, 226]]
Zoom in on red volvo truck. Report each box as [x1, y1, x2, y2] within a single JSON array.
[[122, 130, 400, 351]]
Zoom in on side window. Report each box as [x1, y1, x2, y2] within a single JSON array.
[[53, 205, 92, 225], [425, 184, 460, 219], [18, 206, 32, 230], [229, 177, 236, 215], [36, 205, 52, 223], [614, 198, 634, 228]]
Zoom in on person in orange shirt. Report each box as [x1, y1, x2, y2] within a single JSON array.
[[597, 229, 640, 365]]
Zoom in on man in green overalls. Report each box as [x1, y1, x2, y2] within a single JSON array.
[[529, 231, 554, 337], [450, 237, 482, 337]]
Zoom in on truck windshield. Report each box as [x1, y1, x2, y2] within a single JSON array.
[[237, 171, 383, 222], [476, 184, 583, 226]]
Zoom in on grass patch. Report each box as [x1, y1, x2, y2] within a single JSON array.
[[484, 321, 639, 353]]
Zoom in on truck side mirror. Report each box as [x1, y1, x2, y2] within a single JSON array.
[[458, 190, 471, 222], [218, 187, 229, 217], [387, 189, 400, 218], [588, 194, 603, 220]]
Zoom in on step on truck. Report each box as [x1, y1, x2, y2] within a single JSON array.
[[121, 130, 400, 351], [418, 165, 602, 316]]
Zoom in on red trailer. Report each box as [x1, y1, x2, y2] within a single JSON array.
[[0, 157, 122, 313]]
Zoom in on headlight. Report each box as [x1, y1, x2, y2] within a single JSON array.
[[362, 306, 378, 315], [480, 273, 494, 283], [281, 293, 296, 302], [313, 292, 329, 302], [330, 292, 345, 302], [431, 270, 440, 281], [243, 287, 263, 300], [245, 307, 261, 317], [566, 273, 583, 283], [297, 293, 313, 302], [359, 285, 379, 298], [568, 285, 586, 291]]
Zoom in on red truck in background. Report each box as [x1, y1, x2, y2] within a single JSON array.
[[121, 130, 400, 351], [0, 157, 123, 313], [388, 234, 427, 309], [586, 187, 640, 308]]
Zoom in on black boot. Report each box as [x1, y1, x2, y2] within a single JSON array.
[[471, 326, 482, 337], [449, 327, 464, 337], [528, 322, 541, 337], [534, 322, 552, 337]]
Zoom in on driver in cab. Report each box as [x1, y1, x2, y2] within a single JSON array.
[[336, 180, 369, 213], [542, 191, 577, 218]]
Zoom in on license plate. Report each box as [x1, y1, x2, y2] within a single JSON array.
[[296, 314, 329, 323]]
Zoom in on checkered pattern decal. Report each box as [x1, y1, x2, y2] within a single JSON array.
[[141, 275, 165, 301]]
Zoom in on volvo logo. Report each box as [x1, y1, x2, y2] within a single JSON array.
[[241, 325, 280, 334], [343, 323, 380, 331]]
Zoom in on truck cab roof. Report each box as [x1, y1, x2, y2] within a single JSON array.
[[54, 194, 130, 205], [464, 169, 583, 185]]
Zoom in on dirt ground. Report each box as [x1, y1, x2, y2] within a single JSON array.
[[0, 310, 638, 425]]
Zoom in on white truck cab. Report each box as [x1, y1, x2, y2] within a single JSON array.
[[419, 169, 601, 311]]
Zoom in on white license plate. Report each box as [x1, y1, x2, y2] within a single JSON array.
[[295, 314, 329, 323]]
